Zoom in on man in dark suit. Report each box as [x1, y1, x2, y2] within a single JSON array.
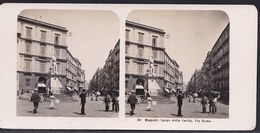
[[79, 89, 87, 115], [127, 90, 138, 116], [177, 91, 184, 116], [31, 88, 41, 114]]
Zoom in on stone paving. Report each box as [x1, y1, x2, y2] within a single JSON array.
[[125, 97, 229, 118], [17, 95, 118, 117]]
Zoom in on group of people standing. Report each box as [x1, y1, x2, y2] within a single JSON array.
[[79, 90, 119, 115], [201, 95, 219, 114]]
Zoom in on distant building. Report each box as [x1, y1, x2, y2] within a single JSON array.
[[66, 50, 85, 92], [187, 23, 229, 100], [89, 40, 120, 95]]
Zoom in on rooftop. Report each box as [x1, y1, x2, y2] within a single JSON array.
[[18, 15, 68, 32], [126, 20, 166, 34]]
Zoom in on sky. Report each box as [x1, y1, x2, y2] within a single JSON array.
[[127, 10, 229, 84], [20, 10, 119, 83]]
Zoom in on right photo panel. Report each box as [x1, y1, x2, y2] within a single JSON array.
[[125, 10, 229, 118]]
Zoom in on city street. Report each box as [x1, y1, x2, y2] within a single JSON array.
[[17, 95, 118, 117], [125, 97, 229, 118]]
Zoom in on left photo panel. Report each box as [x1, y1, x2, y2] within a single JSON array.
[[16, 10, 120, 117]]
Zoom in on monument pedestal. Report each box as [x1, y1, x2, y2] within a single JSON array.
[[50, 77, 63, 94], [148, 79, 162, 96]]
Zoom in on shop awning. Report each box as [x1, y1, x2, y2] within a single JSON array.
[[135, 85, 144, 89], [66, 86, 72, 91], [38, 83, 46, 87], [74, 87, 79, 91]]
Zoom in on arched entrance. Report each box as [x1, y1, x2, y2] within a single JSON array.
[[38, 77, 47, 93], [136, 78, 144, 86]]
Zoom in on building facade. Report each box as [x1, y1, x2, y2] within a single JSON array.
[[89, 40, 120, 95], [66, 49, 78, 91], [17, 16, 68, 93], [187, 23, 229, 100], [125, 20, 183, 96], [17, 15, 85, 94]]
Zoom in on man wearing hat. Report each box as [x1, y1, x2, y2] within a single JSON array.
[[79, 89, 87, 115], [127, 90, 138, 116], [31, 88, 41, 114], [177, 91, 184, 116]]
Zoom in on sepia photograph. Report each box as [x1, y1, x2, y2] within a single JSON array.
[[0, 4, 256, 130], [16, 10, 120, 117], [125, 10, 229, 118]]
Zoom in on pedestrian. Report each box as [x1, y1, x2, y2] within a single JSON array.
[[114, 95, 119, 112], [201, 95, 208, 113], [146, 93, 152, 111], [212, 94, 220, 114], [193, 93, 198, 103], [95, 91, 99, 101], [30, 88, 41, 114], [177, 91, 184, 116], [188, 93, 193, 102], [104, 93, 111, 112], [79, 89, 87, 115], [127, 90, 138, 116], [91, 92, 95, 101], [111, 94, 116, 112], [49, 92, 55, 109], [208, 95, 213, 113]]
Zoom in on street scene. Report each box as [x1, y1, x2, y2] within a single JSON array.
[[125, 10, 229, 118], [17, 10, 119, 117]]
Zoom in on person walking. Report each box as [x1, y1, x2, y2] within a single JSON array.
[[49, 92, 55, 109], [104, 93, 111, 112], [193, 93, 198, 103], [79, 89, 87, 115], [30, 88, 41, 114], [177, 91, 184, 116], [114, 95, 119, 112], [111, 94, 116, 112], [188, 92, 193, 102], [146, 93, 152, 111], [201, 95, 208, 113], [127, 90, 138, 116], [208, 95, 213, 113]]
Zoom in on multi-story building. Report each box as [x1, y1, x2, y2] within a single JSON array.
[[89, 40, 120, 95], [75, 58, 85, 91], [125, 20, 183, 96], [211, 24, 229, 100], [66, 49, 78, 91], [164, 51, 182, 93], [17, 15, 68, 93], [17, 15, 85, 94], [187, 23, 229, 100]]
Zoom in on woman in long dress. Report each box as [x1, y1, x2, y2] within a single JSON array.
[[146, 94, 152, 111], [49, 93, 55, 109]]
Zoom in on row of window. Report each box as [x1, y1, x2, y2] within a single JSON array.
[[24, 60, 61, 73], [125, 45, 164, 60], [26, 27, 61, 45], [25, 41, 63, 58], [125, 30, 159, 47]]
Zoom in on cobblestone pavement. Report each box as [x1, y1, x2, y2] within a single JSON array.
[[17, 95, 118, 117], [125, 97, 229, 118]]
